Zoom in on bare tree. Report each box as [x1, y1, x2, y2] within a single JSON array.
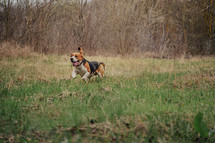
[[0, 0, 214, 56]]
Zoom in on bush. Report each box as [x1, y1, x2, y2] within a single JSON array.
[[0, 42, 34, 59]]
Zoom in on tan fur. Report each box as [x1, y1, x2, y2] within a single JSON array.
[[84, 62, 91, 73], [78, 47, 83, 55], [70, 49, 84, 61], [96, 65, 104, 77], [99, 63, 105, 70]]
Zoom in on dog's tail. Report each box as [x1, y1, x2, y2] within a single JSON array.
[[99, 62, 105, 70]]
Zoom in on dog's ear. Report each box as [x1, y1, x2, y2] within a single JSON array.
[[78, 47, 83, 55], [80, 54, 83, 59]]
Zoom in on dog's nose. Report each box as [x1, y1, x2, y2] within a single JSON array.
[[70, 58, 73, 62]]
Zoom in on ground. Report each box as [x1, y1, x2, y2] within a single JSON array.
[[0, 55, 215, 142]]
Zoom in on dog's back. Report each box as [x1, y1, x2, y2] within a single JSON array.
[[88, 61, 99, 73]]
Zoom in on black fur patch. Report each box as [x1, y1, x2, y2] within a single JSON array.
[[83, 58, 99, 74], [89, 61, 99, 73]]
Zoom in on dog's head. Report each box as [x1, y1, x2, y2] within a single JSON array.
[[70, 47, 84, 66]]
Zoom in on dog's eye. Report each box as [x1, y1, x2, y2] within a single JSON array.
[[75, 56, 78, 58]]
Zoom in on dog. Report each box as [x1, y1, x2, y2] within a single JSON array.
[[70, 47, 105, 80]]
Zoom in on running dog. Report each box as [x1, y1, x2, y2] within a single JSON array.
[[70, 47, 105, 80]]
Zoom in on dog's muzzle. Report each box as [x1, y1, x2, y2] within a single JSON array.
[[71, 58, 80, 66]]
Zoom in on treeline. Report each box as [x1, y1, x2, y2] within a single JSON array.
[[0, 0, 214, 57]]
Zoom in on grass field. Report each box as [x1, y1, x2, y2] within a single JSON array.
[[0, 55, 215, 142]]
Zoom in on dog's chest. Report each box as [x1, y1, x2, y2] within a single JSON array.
[[75, 64, 88, 76]]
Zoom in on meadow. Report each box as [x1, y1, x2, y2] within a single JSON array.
[[0, 54, 215, 142]]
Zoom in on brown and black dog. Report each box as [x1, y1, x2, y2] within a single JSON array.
[[70, 47, 105, 80]]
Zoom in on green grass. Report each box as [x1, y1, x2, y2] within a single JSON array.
[[0, 56, 215, 142]]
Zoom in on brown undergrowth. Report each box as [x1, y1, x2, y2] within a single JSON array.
[[0, 42, 36, 59]]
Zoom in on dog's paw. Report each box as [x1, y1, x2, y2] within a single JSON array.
[[82, 78, 89, 82]]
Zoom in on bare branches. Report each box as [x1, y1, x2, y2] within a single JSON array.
[[0, 0, 214, 56]]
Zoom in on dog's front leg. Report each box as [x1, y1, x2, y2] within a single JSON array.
[[72, 70, 77, 79], [82, 72, 90, 81]]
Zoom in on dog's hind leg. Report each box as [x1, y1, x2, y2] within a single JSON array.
[[98, 73, 102, 79], [96, 66, 104, 79]]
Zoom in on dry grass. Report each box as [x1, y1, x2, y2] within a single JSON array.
[[0, 42, 35, 59], [1, 53, 214, 86], [0, 42, 214, 84], [0, 55, 173, 82]]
